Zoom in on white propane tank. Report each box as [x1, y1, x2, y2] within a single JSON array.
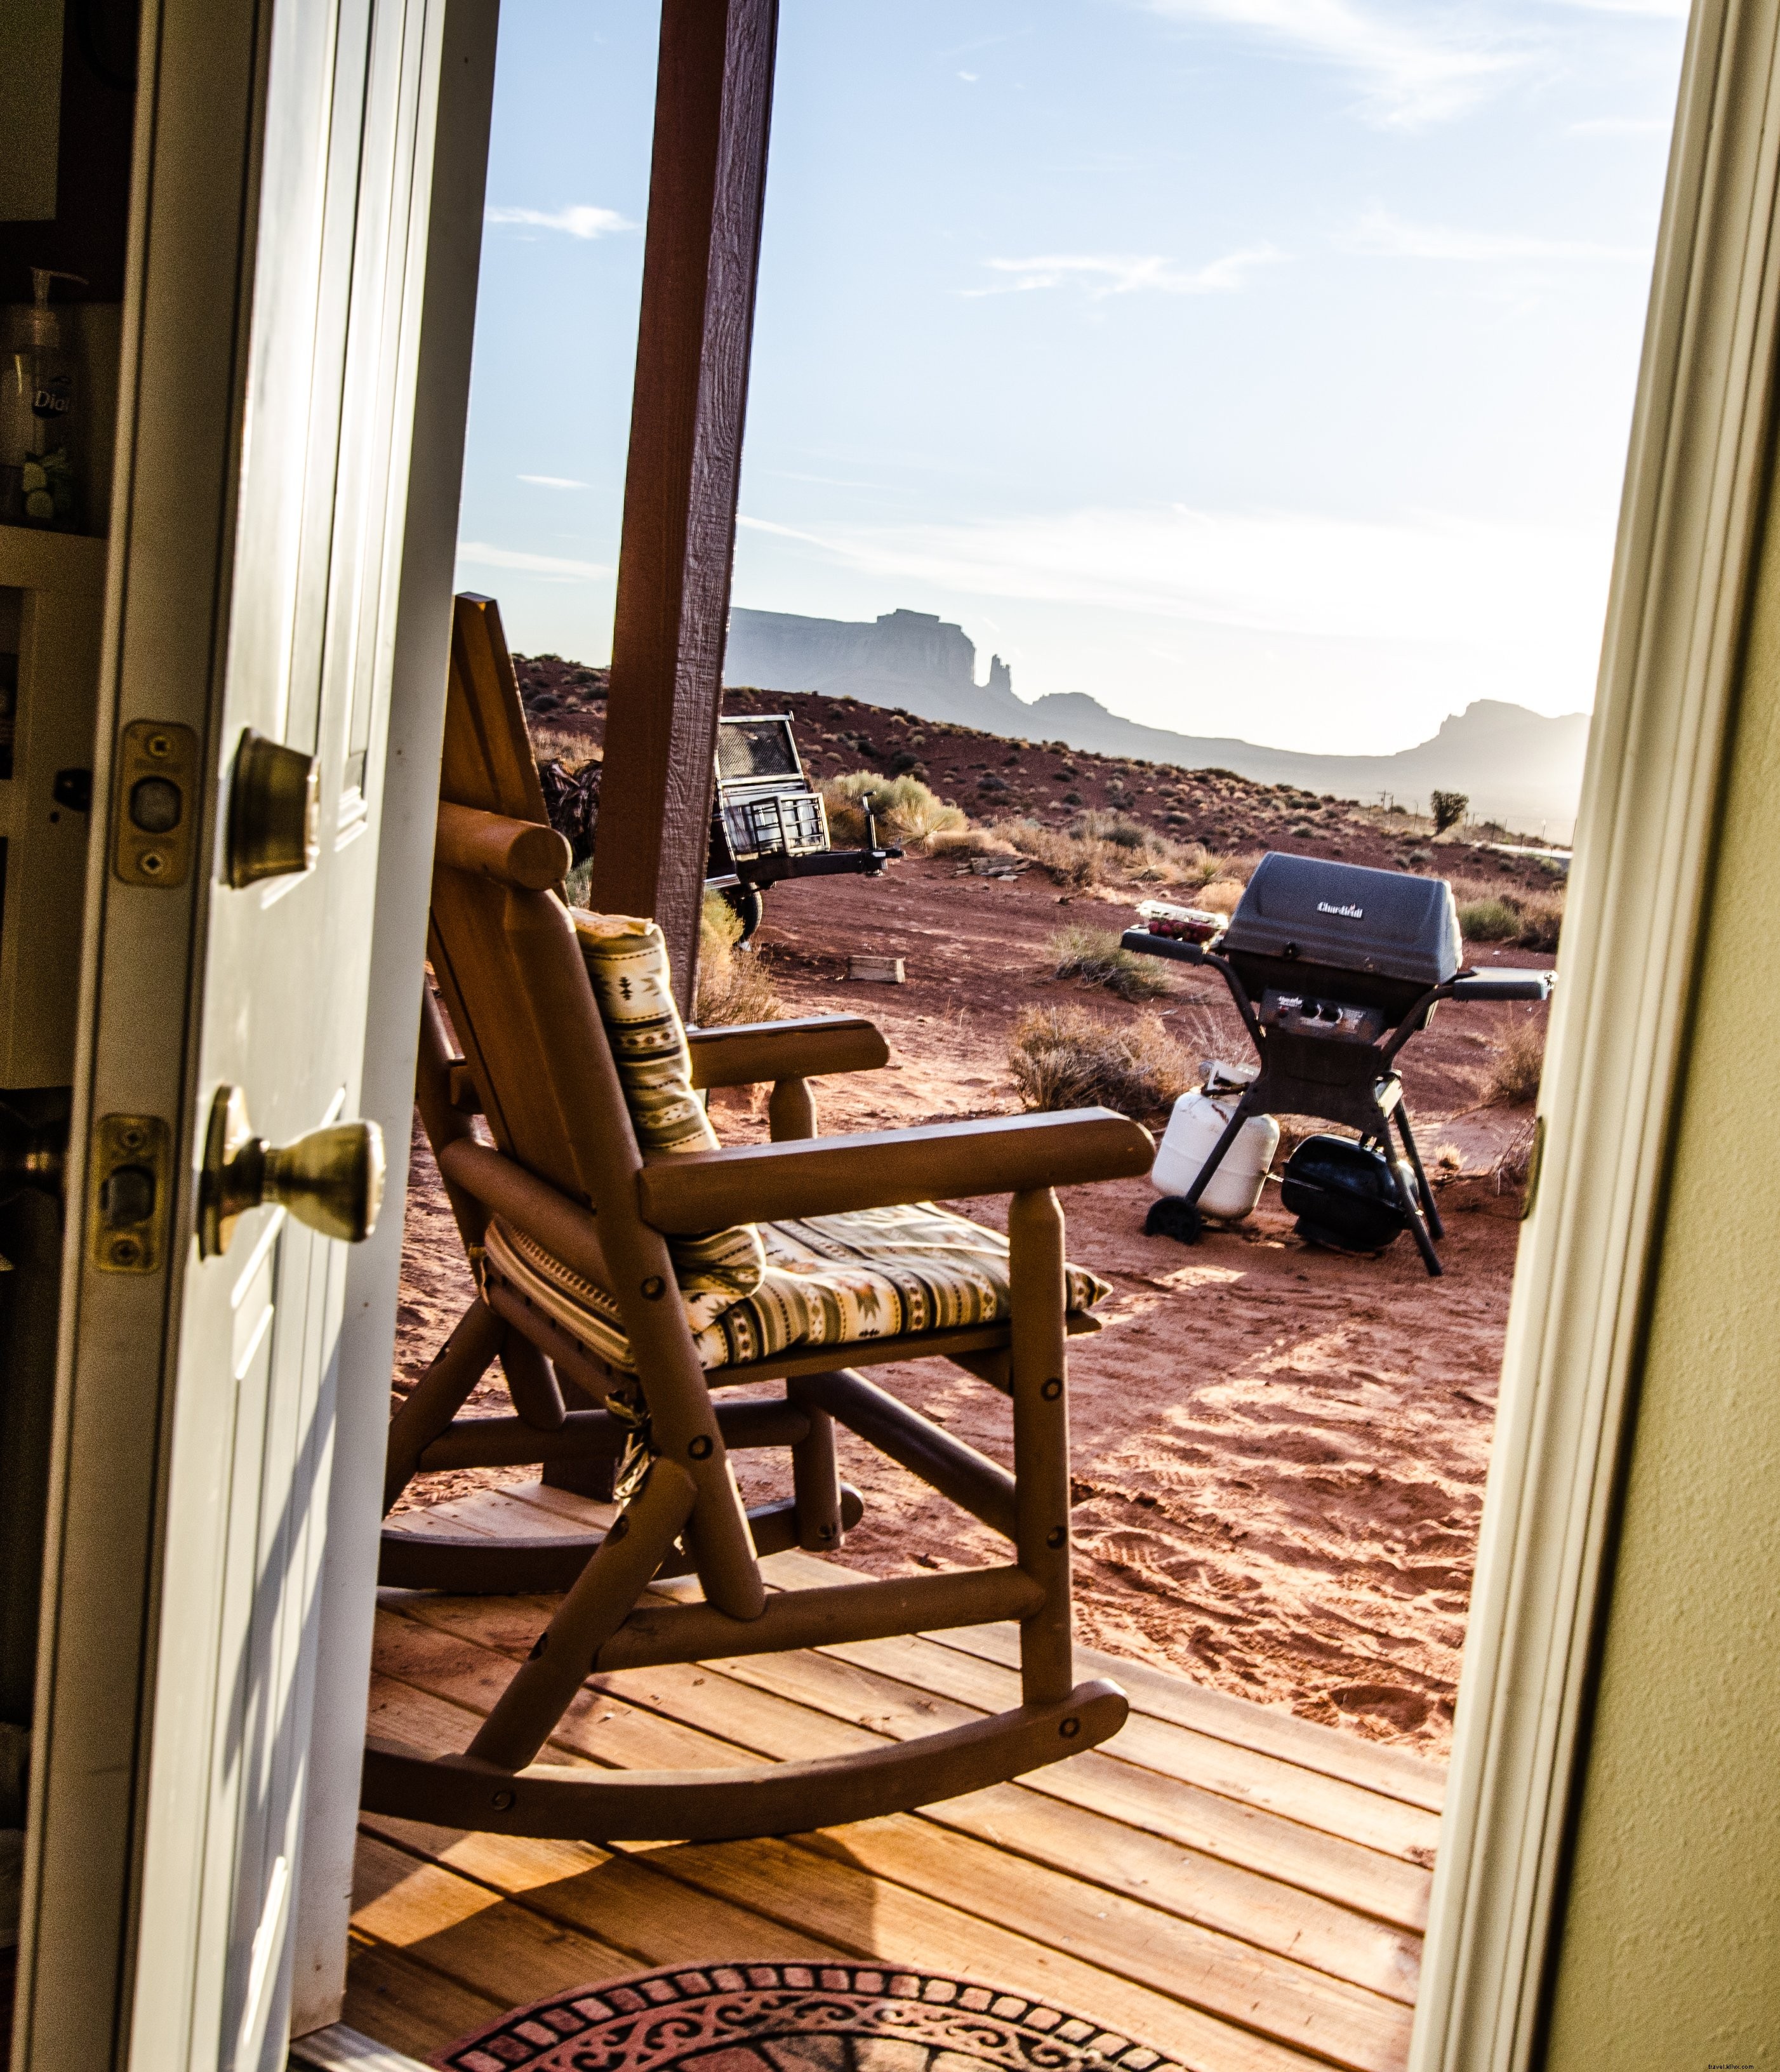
[[1151, 1091, 1280, 1220]]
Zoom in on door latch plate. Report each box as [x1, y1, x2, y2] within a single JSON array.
[[90, 1113, 172, 1273], [113, 721, 199, 887]]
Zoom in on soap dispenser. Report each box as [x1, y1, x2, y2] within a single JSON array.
[[3, 270, 86, 531]]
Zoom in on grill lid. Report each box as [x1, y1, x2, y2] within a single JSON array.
[[1222, 853, 1461, 986]]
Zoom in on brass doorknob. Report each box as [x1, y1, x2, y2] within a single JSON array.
[[199, 1085, 385, 1258]]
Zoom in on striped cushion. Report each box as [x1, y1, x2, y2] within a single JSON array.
[[573, 912, 766, 1331], [482, 1202, 1112, 1374]]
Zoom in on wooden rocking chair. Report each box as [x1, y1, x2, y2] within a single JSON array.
[[364, 594, 1157, 1842]]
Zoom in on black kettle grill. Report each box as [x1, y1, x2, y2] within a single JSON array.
[[1123, 853, 1554, 1275]]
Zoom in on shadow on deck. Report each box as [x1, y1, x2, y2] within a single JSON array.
[[341, 1485, 1442, 2072]]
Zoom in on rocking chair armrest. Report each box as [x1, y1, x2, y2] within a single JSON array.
[[686, 1014, 890, 1089], [636, 1108, 1155, 1232]]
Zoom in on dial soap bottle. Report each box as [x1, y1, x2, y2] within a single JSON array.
[[3, 270, 86, 531]]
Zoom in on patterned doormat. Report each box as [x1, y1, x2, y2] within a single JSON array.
[[434, 1962, 1185, 2072]]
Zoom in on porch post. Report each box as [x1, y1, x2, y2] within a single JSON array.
[[587, 0, 779, 1009]]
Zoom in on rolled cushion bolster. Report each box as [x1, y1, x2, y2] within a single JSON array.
[[573, 911, 767, 1329]]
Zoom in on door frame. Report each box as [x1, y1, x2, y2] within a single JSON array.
[[1408, 0, 1780, 2060]]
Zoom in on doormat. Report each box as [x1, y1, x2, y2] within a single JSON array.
[[433, 1961, 1186, 2072]]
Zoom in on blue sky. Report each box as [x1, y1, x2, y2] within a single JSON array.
[[455, 0, 1685, 755]]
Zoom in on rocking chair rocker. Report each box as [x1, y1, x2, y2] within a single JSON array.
[[364, 594, 1156, 1843]]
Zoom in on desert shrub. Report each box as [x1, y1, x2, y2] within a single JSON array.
[[1512, 886, 1565, 953], [563, 856, 594, 907], [1458, 895, 1522, 943], [1489, 1022, 1545, 1106], [1453, 879, 1565, 953], [694, 888, 783, 1026], [1009, 1006, 1193, 1118], [1050, 924, 1172, 1002], [821, 771, 966, 850], [1430, 788, 1469, 834]]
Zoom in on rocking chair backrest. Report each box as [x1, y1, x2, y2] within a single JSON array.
[[428, 594, 638, 1208]]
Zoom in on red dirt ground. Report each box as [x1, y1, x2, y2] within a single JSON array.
[[394, 851, 1548, 1762]]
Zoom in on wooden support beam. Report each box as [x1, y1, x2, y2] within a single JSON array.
[[589, 0, 779, 1006]]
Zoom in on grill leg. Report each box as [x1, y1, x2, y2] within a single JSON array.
[[1392, 1104, 1445, 1240], [1389, 1150, 1443, 1275]]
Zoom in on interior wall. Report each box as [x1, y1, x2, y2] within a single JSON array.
[[1541, 444, 1780, 2063]]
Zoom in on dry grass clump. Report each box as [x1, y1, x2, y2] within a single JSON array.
[[1195, 875, 1251, 917], [927, 825, 1017, 860], [1452, 877, 1565, 953], [996, 814, 1246, 894], [1051, 924, 1172, 1002], [1488, 1022, 1545, 1106], [1009, 1005, 1193, 1119], [531, 726, 601, 770], [821, 771, 966, 851], [694, 889, 784, 1027]]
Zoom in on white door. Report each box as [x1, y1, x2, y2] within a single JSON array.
[[13, 0, 459, 2065]]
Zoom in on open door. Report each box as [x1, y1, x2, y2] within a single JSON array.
[[10, 0, 474, 2065]]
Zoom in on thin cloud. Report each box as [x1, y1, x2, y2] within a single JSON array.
[[518, 474, 590, 489], [456, 542, 611, 580], [970, 246, 1285, 298], [1146, 0, 1533, 128], [484, 204, 635, 239], [1345, 208, 1649, 261]]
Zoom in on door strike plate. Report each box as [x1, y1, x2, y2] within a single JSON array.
[[90, 1114, 173, 1273], [113, 721, 199, 887]]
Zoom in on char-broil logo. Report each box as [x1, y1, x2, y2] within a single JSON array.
[[1317, 900, 1364, 919]]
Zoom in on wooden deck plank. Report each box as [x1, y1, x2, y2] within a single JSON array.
[[368, 1820, 853, 1971], [794, 1814, 1415, 2072], [340, 1932, 506, 2060], [376, 1591, 1431, 1936], [364, 1624, 1412, 2068], [694, 1543, 1445, 1816], [373, 1609, 1416, 1996], [389, 1485, 588, 1541], [914, 1784, 1421, 2007], [352, 1835, 635, 2003], [927, 1620, 1445, 1813], [625, 1833, 1331, 2072], [357, 1489, 1429, 2072], [780, 1633, 1440, 1863], [373, 1609, 755, 1771]]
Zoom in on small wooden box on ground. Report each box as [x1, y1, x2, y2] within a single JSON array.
[[848, 954, 905, 985]]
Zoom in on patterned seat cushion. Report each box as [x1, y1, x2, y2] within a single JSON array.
[[573, 912, 766, 1331], [482, 1201, 1112, 1374]]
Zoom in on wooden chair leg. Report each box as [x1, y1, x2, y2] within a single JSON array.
[[383, 1298, 506, 1514], [790, 1400, 844, 1551], [497, 1329, 566, 1431], [465, 1457, 698, 1770], [541, 1363, 619, 1503], [767, 1074, 816, 1140], [1009, 1186, 1073, 1706]]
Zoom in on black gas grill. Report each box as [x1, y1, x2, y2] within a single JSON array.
[[1124, 853, 1554, 1274]]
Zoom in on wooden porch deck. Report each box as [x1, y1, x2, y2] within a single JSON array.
[[346, 1485, 1443, 2072]]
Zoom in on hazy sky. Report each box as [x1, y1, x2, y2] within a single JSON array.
[[455, 0, 1686, 755]]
